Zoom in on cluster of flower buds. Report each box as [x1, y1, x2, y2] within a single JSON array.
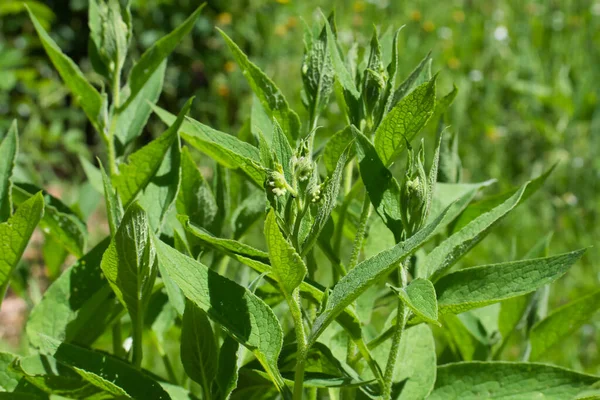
[[400, 142, 430, 238], [292, 139, 315, 182], [267, 163, 294, 197], [308, 181, 323, 204]]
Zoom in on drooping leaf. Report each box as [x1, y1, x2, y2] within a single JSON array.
[[530, 289, 600, 361], [310, 204, 451, 343], [428, 362, 599, 400], [218, 28, 301, 144], [154, 238, 287, 394], [181, 300, 218, 397], [374, 78, 436, 165], [124, 5, 204, 108], [153, 105, 266, 186], [28, 9, 104, 134], [390, 278, 439, 325], [0, 121, 18, 223], [435, 250, 585, 315], [0, 192, 44, 302], [115, 98, 191, 206]]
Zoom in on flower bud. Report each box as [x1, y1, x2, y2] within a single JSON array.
[[267, 164, 291, 197], [400, 143, 429, 237]]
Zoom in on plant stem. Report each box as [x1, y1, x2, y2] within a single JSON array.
[[132, 311, 144, 370], [382, 266, 408, 400], [106, 65, 122, 177], [290, 291, 308, 400], [348, 195, 371, 270]]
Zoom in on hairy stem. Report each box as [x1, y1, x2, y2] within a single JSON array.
[[348, 195, 371, 270], [290, 290, 308, 400]]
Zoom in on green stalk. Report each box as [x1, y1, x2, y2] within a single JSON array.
[[348, 195, 371, 270], [290, 291, 308, 400], [132, 309, 144, 369], [106, 65, 122, 177]]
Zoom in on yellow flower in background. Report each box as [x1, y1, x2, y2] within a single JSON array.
[[353, 1, 366, 13], [224, 61, 236, 73], [286, 16, 299, 29], [410, 10, 422, 22], [275, 24, 288, 36], [453, 10, 465, 23], [422, 20, 435, 32], [447, 57, 461, 69], [276, 0, 290, 4], [217, 83, 230, 97], [216, 12, 232, 26]]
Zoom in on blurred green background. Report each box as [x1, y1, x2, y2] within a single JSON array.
[[1, 0, 598, 373]]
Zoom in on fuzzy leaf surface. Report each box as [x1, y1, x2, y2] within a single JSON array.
[[392, 278, 439, 325]]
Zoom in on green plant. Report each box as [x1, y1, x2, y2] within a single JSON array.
[[0, 3, 598, 399]]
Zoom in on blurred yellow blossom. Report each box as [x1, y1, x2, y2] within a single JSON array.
[[447, 57, 461, 69], [276, 0, 290, 4], [422, 20, 435, 32], [410, 10, 422, 22], [275, 24, 288, 36], [286, 16, 299, 29], [217, 84, 230, 97], [216, 12, 232, 26], [224, 61, 236, 73], [353, 1, 366, 13], [453, 10, 465, 23]]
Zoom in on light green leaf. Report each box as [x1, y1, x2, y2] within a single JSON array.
[[28, 8, 104, 134], [124, 4, 204, 108], [115, 98, 191, 206], [354, 126, 403, 241], [100, 203, 157, 364], [0, 352, 20, 391], [181, 300, 218, 397], [322, 126, 354, 174], [310, 204, 451, 344], [218, 28, 301, 143], [154, 238, 287, 394], [251, 96, 273, 144], [387, 51, 431, 112], [13, 184, 87, 257], [271, 120, 294, 183], [323, 17, 359, 99], [153, 105, 266, 186], [0, 121, 18, 223], [530, 289, 600, 361], [428, 362, 599, 400], [78, 156, 103, 194], [0, 192, 44, 302], [100, 163, 123, 235], [374, 78, 436, 165], [264, 209, 307, 294], [391, 278, 439, 326], [440, 314, 482, 361], [435, 250, 585, 315]]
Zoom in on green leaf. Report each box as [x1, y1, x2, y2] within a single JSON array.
[[231, 190, 266, 240], [218, 28, 301, 143], [100, 162, 123, 235], [154, 238, 287, 394], [354, 126, 403, 241], [214, 336, 240, 400], [0, 192, 44, 302], [153, 105, 266, 186], [0, 352, 20, 391], [78, 156, 103, 194], [310, 204, 451, 344], [374, 78, 436, 165], [428, 362, 599, 400], [115, 98, 191, 207], [28, 8, 104, 134], [264, 209, 307, 294], [271, 120, 294, 183], [435, 250, 585, 315], [0, 121, 18, 223], [323, 17, 359, 99], [26, 239, 121, 353], [13, 184, 87, 257], [124, 4, 204, 108], [116, 61, 166, 146], [100, 203, 156, 367], [530, 289, 600, 361], [322, 126, 354, 174], [387, 52, 432, 112], [181, 300, 218, 397], [391, 278, 439, 326]]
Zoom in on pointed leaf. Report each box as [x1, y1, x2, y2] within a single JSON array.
[[323, 126, 354, 174], [214, 336, 240, 400], [100, 163, 123, 235], [323, 17, 359, 99], [391, 278, 439, 325], [0, 121, 18, 222], [387, 52, 432, 112]]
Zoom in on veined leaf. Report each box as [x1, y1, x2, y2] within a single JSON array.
[[218, 28, 301, 143], [214, 336, 240, 400], [530, 289, 600, 361], [115, 98, 191, 206], [354, 127, 403, 241], [153, 105, 266, 186], [181, 300, 218, 398], [322, 126, 354, 174], [271, 120, 294, 183], [390, 278, 439, 326], [310, 204, 451, 344], [386, 51, 432, 112], [0, 352, 20, 391], [0, 192, 44, 302], [154, 238, 287, 394], [323, 17, 359, 99], [435, 250, 585, 315], [28, 9, 104, 134], [124, 4, 204, 108], [13, 184, 86, 257], [0, 121, 18, 223], [374, 78, 436, 165], [429, 362, 599, 400], [264, 209, 307, 295]]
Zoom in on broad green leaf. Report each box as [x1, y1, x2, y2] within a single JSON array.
[[218, 28, 301, 143], [0, 352, 20, 391], [100, 163, 123, 235], [13, 184, 86, 257], [214, 336, 240, 400], [433, 84, 459, 120], [0, 121, 17, 222], [116, 61, 166, 146], [354, 127, 403, 241], [428, 362, 599, 400], [322, 126, 354, 174], [154, 238, 287, 394], [435, 250, 585, 315], [440, 314, 482, 361], [301, 145, 350, 255], [391, 278, 439, 326], [251, 96, 273, 144], [419, 183, 529, 280], [374, 78, 436, 165], [153, 106, 265, 186], [115, 98, 191, 206], [26, 239, 121, 353], [0, 192, 44, 301], [310, 204, 451, 344], [181, 300, 218, 397], [100, 203, 157, 365], [28, 9, 104, 134], [124, 5, 204, 107], [264, 209, 307, 294], [387, 51, 432, 112], [530, 289, 600, 361]]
